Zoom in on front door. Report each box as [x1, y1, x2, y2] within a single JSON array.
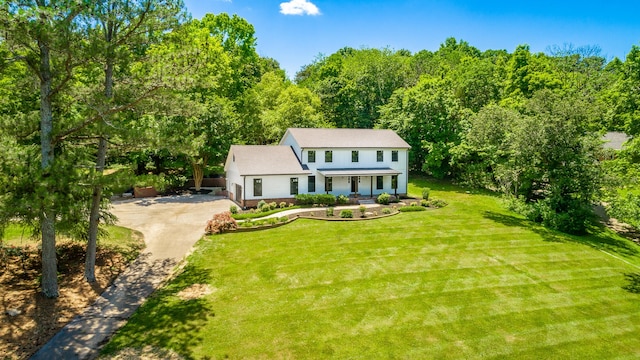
[[235, 184, 242, 202], [351, 176, 358, 194]]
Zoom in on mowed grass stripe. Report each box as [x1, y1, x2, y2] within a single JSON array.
[[102, 180, 640, 359]]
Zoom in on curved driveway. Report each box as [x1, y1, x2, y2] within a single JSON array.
[[32, 195, 234, 360]]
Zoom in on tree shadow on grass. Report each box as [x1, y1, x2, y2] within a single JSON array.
[[482, 211, 639, 259], [622, 273, 640, 294], [101, 263, 215, 359]]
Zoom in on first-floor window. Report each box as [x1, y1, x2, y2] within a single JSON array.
[[253, 178, 262, 196], [290, 177, 298, 195], [325, 177, 333, 192], [308, 176, 316, 192], [376, 176, 384, 190], [391, 175, 398, 189]]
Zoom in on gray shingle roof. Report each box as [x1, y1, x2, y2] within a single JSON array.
[[228, 145, 311, 176], [282, 128, 410, 149]]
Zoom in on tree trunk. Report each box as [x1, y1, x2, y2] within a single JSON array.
[[39, 37, 59, 298], [193, 161, 204, 192], [85, 135, 107, 282], [85, 47, 114, 282]]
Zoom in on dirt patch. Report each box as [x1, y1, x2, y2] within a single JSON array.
[[176, 284, 214, 300], [0, 241, 142, 359]]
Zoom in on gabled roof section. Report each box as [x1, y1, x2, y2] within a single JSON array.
[[227, 145, 311, 176], [281, 128, 411, 149]]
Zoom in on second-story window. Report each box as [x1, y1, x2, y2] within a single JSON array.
[[377, 150, 384, 162], [308, 150, 316, 163], [325, 150, 333, 163], [352, 150, 359, 162], [392, 150, 398, 162]]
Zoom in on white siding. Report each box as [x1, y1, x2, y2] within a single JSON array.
[[280, 131, 303, 160], [244, 174, 310, 200]]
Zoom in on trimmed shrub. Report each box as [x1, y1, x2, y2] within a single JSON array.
[[229, 205, 238, 214], [279, 202, 287, 209], [269, 202, 277, 210], [339, 209, 353, 218], [398, 206, 426, 212], [267, 217, 278, 225], [420, 199, 429, 207], [337, 194, 349, 205], [315, 193, 336, 206], [382, 208, 392, 215], [205, 212, 238, 234], [377, 192, 391, 205], [279, 216, 288, 223], [257, 200, 267, 210], [422, 188, 431, 200], [326, 207, 334, 217], [295, 194, 314, 205]]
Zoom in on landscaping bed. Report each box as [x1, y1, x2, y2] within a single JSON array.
[[0, 227, 144, 359]]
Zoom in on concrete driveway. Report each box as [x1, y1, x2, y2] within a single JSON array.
[[111, 195, 234, 260], [32, 194, 234, 360]]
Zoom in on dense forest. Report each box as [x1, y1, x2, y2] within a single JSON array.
[[1, 1, 639, 297]]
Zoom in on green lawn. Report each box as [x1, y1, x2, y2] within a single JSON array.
[[102, 178, 640, 359]]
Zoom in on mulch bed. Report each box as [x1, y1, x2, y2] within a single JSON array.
[[0, 243, 139, 359]]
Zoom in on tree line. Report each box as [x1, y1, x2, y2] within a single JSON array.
[[1, 2, 639, 297]]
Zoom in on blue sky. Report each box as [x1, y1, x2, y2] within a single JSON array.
[[184, 0, 640, 78]]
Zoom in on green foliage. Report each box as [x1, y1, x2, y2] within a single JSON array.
[[398, 205, 427, 212], [326, 207, 334, 217], [421, 188, 430, 200], [295, 193, 336, 206], [337, 194, 350, 205], [257, 200, 267, 210], [339, 209, 353, 218], [381, 207, 392, 215], [229, 205, 238, 214], [359, 205, 367, 217], [377, 192, 391, 205], [279, 202, 287, 209]]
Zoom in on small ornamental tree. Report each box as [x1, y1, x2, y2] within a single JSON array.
[[205, 212, 238, 235]]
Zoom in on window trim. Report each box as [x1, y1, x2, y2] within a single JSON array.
[[308, 150, 316, 163], [325, 177, 333, 192], [351, 150, 359, 163], [376, 176, 384, 190], [391, 175, 398, 189], [377, 150, 384, 162], [392, 150, 398, 162]]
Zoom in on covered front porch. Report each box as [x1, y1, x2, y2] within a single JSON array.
[[317, 168, 401, 198]]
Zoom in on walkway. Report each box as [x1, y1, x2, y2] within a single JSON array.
[[31, 195, 234, 360]]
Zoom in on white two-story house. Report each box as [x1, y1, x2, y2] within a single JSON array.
[[224, 128, 410, 208]]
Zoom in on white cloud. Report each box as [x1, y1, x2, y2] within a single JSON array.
[[279, 0, 321, 16]]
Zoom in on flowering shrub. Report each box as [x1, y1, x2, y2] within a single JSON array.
[[205, 212, 238, 235], [377, 192, 391, 205]]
